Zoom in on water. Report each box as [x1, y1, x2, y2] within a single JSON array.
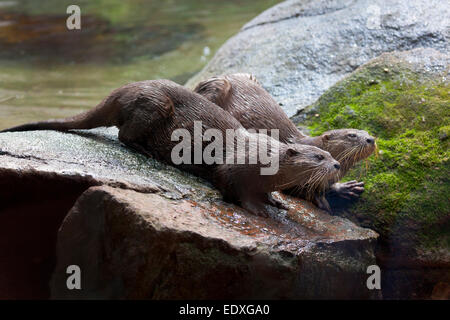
[[0, 0, 280, 129]]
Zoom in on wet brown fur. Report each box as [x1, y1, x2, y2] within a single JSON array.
[[1, 79, 340, 216], [194, 73, 376, 210]]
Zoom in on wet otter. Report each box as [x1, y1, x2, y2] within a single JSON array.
[[194, 73, 376, 212], [0, 79, 340, 216]]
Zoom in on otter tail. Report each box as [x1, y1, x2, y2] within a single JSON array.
[[0, 96, 120, 133], [0, 119, 91, 133]]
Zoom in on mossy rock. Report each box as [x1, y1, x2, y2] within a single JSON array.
[[296, 48, 449, 265]]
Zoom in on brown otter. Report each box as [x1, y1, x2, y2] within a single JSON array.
[[0, 79, 341, 217], [194, 73, 376, 212]]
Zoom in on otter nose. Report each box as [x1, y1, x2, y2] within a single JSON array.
[[366, 138, 374, 144], [334, 163, 341, 170]]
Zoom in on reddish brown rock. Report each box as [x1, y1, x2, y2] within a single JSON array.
[[50, 186, 379, 299], [431, 282, 450, 300]]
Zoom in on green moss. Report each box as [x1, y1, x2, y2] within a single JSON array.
[[301, 63, 450, 250]]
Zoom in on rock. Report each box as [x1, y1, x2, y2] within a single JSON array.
[[296, 48, 450, 299], [0, 128, 213, 200], [0, 128, 212, 299], [186, 0, 449, 117], [50, 186, 379, 299], [0, 127, 379, 299], [431, 282, 450, 300]]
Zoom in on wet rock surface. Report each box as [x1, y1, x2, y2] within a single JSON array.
[[0, 128, 379, 299], [0, 128, 213, 200], [51, 186, 378, 299], [186, 0, 449, 117]]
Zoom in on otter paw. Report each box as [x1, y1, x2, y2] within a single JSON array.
[[274, 200, 290, 210], [125, 142, 154, 159], [241, 201, 269, 217], [267, 194, 290, 210], [332, 181, 365, 200], [314, 195, 332, 213]]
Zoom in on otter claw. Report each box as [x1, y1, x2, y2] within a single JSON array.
[[271, 200, 289, 210], [277, 202, 290, 210], [314, 195, 332, 213], [241, 201, 270, 217], [340, 192, 358, 200], [331, 181, 365, 199], [267, 194, 289, 210]]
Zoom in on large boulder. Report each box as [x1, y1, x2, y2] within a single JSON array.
[[296, 48, 449, 299], [0, 128, 379, 299], [186, 0, 449, 117], [51, 185, 379, 299], [0, 128, 210, 299]]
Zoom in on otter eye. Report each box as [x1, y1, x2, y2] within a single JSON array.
[[287, 148, 300, 157], [315, 154, 325, 161], [348, 133, 357, 138]]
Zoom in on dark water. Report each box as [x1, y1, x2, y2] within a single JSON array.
[[0, 0, 280, 129]]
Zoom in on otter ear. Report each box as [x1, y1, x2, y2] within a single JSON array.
[[287, 148, 300, 157], [323, 133, 332, 140], [161, 96, 175, 118], [194, 77, 231, 106], [234, 73, 261, 85], [217, 78, 232, 104]]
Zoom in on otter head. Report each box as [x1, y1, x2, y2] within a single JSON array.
[[277, 144, 341, 199], [320, 129, 376, 175]]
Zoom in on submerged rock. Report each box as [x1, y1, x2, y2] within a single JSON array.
[[297, 48, 450, 299], [0, 127, 379, 299], [186, 0, 449, 117]]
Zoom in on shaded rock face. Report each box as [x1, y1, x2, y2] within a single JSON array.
[[186, 0, 449, 117], [0, 128, 379, 299], [0, 169, 92, 299], [0, 128, 211, 299], [296, 48, 449, 299], [51, 186, 378, 299]]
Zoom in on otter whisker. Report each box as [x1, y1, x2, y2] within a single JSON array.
[[275, 167, 320, 189], [336, 146, 359, 165], [305, 169, 327, 198]]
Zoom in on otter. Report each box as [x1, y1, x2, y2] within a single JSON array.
[[0, 79, 341, 217], [194, 73, 376, 212]]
